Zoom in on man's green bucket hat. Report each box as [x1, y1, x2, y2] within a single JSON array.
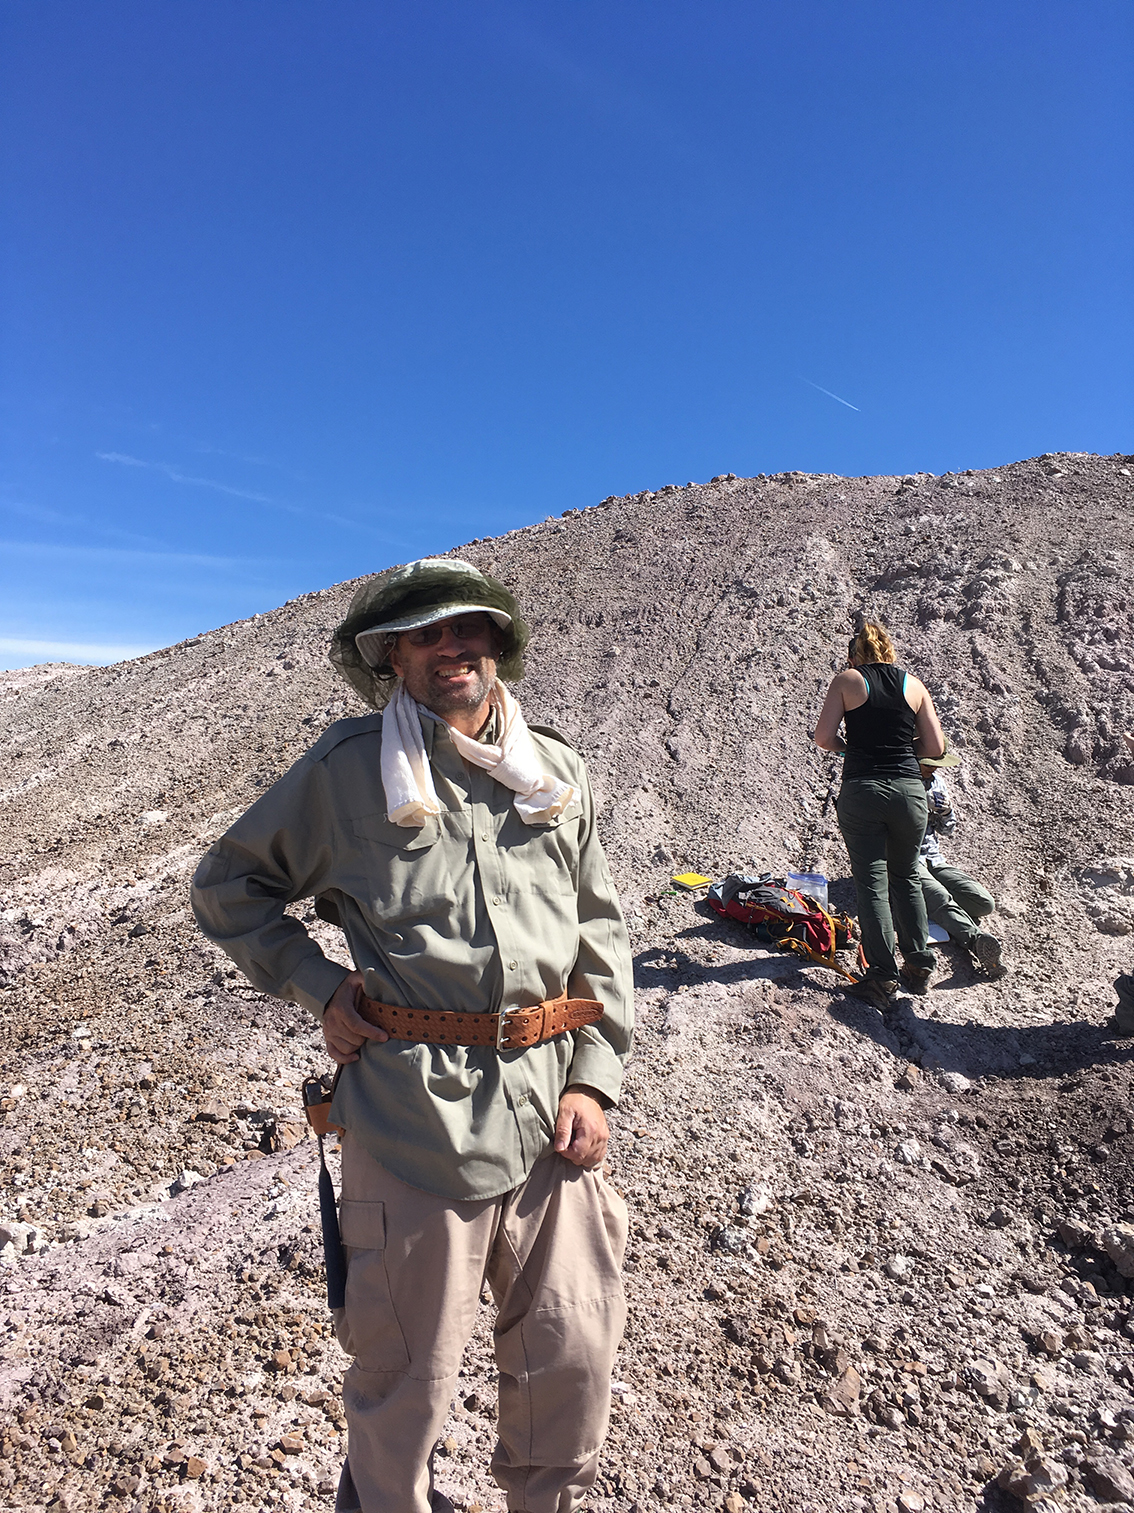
[[330, 557, 529, 708]]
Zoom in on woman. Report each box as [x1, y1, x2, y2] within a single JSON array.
[[813, 621, 946, 1009]]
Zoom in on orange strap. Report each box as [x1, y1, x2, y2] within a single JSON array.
[[780, 936, 860, 982]]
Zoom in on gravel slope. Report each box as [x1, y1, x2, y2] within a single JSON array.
[[1, 451, 1133, 1513]]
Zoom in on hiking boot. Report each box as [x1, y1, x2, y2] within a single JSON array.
[[970, 932, 1006, 977], [898, 964, 932, 996], [846, 976, 898, 1012]]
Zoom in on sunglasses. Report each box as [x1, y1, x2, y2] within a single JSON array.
[[400, 613, 496, 648]]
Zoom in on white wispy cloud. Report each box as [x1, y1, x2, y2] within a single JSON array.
[[0, 539, 268, 571], [192, 440, 298, 474], [96, 451, 273, 502], [3, 500, 75, 527], [1, 498, 168, 550], [802, 378, 861, 412], [95, 449, 386, 534], [0, 636, 156, 664]]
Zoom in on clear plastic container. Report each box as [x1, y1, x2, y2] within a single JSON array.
[[787, 872, 828, 911]]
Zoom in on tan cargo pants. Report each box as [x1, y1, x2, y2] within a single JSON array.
[[333, 1134, 629, 1513]]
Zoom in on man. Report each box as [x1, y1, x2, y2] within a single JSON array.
[[891, 748, 1006, 977], [191, 557, 634, 1513]]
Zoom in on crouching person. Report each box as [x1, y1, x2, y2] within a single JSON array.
[[898, 747, 1006, 977], [191, 558, 634, 1513]]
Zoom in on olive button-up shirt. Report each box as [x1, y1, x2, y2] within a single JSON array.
[[190, 712, 634, 1200]]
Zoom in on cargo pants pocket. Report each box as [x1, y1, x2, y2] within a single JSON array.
[[334, 1199, 411, 1371]]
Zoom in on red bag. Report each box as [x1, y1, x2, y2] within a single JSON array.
[[706, 874, 857, 979]]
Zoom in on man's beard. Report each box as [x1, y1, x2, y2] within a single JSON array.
[[405, 657, 496, 720]]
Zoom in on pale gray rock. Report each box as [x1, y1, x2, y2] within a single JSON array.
[[1102, 1224, 1134, 1278], [938, 1071, 973, 1094]]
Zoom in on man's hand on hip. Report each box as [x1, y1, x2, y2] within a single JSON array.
[[554, 1086, 609, 1169], [322, 970, 389, 1065]]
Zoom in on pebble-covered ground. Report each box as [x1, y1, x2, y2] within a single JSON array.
[[1, 452, 1133, 1513]]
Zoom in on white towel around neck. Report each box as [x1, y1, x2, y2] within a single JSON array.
[[381, 679, 575, 827]]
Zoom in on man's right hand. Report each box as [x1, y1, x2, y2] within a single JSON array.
[[322, 970, 389, 1065]]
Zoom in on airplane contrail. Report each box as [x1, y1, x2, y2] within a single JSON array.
[[803, 378, 861, 412]]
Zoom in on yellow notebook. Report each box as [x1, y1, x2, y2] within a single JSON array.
[[672, 872, 711, 890]]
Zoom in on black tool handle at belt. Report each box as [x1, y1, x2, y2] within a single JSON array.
[[303, 1077, 346, 1312]]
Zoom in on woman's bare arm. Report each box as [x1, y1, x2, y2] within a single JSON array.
[[909, 679, 945, 759], [813, 671, 856, 752]]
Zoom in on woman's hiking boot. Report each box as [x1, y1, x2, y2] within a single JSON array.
[[898, 964, 933, 996], [846, 976, 898, 1012], [970, 932, 1006, 977]]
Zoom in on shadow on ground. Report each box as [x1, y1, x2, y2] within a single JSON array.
[[634, 905, 1134, 1084]]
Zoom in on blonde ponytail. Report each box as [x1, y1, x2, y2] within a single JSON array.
[[848, 621, 897, 666]]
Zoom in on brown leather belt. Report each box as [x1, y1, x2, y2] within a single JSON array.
[[358, 992, 604, 1051]]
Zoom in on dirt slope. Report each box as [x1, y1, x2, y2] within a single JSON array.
[[1, 452, 1133, 1513]]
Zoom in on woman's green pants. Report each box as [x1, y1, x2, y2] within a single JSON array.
[[837, 776, 935, 982]]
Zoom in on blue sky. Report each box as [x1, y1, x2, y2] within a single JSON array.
[[2, 1, 1131, 668]]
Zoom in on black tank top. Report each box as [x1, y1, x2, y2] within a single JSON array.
[[842, 663, 920, 780]]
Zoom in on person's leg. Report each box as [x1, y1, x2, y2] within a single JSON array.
[[486, 1152, 629, 1513], [1115, 972, 1134, 1033], [883, 779, 934, 973], [837, 780, 899, 983], [925, 859, 1005, 971], [335, 1134, 498, 1513], [919, 861, 982, 946], [926, 860, 995, 924]]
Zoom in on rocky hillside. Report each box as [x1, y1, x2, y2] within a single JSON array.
[[1, 451, 1133, 1513]]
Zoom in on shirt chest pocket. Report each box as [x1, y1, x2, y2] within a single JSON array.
[[349, 811, 472, 921], [516, 805, 585, 893]]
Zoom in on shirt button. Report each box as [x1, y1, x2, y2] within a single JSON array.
[[493, 896, 503, 906], [508, 960, 518, 971], [516, 1094, 528, 1107], [481, 832, 490, 841]]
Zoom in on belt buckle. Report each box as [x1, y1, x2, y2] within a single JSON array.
[[496, 1004, 519, 1052]]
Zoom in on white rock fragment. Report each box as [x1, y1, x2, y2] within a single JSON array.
[[885, 1254, 913, 1280], [739, 1183, 774, 1216], [138, 810, 169, 826], [896, 1139, 922, 1165], [939, 1072, 972, 1095], [171, 1169, 203, 1194], [714, 1226, 749, 1255], [0, 1222, 31, 1252]]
